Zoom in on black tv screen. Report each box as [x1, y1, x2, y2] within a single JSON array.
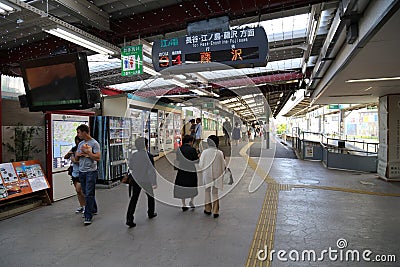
[[20, 52, 93, 111]]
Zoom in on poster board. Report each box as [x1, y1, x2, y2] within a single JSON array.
[[49, 113, 89, 201], [0, 160, 50, 201]]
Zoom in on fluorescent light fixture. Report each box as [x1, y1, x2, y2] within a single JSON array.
[[191, 89, 209, 96], [170, 78, 188, 88], [0, 3, 14, 13], [156, 94, 196, 98], [143, 65, 158, 76], [210, 91, 220, 98], [0, 1, 17, 13], [346, 77, 400, 83], [43, 25, 119, 55]]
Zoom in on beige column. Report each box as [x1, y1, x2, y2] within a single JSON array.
[[377, 95, 400, 181]]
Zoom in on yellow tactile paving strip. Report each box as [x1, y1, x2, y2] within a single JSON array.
[[240, 142, 400, 267]]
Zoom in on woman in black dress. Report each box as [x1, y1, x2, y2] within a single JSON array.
[[174, 135, 199, 211]]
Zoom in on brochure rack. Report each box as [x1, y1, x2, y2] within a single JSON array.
[[0, 160, 51, 219], [92, 116, 131, 183]]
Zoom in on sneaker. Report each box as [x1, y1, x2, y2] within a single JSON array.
[[82, 212, 97, 218], [84, 218, 92, 225], [75, 207, 84, 214]]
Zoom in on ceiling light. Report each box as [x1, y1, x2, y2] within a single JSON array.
[[156, 94, 195, 98], [346, 77, 400, 83], [191, 89, 209, 96], [43, 25, 119, 55], [170, 78, 188, 88], [143, 65, 158, 76], [0, 1, 15, 13]]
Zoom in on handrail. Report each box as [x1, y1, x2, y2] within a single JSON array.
[[320, 141, 377, 156], [286, 130, 379, 154], [285, 130, 379, 154]]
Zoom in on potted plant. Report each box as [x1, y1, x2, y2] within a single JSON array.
[[2, 123, 42, 162]]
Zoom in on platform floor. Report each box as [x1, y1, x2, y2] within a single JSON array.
[[1, 137, 399, 267]]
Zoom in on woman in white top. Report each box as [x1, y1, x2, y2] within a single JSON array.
[[198, 135, 226, 218]]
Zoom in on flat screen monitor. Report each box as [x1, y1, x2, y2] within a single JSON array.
[[20, 52, 93, 112]]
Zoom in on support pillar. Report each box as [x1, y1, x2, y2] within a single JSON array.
[[377, 95, 400, 181], [339, 109, 345, 139]]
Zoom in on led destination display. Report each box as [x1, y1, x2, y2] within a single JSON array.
[[152, 27, 268, 71]]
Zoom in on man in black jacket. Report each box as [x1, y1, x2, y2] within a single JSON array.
[[126, 137, 157, 228]]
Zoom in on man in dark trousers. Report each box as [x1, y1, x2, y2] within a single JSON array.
[[126, 137, 158, 228], [222, 118, 232, 146]]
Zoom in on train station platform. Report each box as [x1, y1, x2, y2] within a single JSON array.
[[0, 137, 399, 267]]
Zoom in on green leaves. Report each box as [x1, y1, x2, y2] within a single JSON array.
[[2, 123, 42, 162]]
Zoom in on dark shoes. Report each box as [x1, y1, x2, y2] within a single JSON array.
[[182, 207, 189, 212], [204, 210, 219, 218], [148, 213, 157, 219], [189, 201, 195, 209], [126, 221, 136, 228]]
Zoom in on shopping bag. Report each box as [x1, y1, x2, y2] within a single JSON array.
[[223, 167, 234, 185]]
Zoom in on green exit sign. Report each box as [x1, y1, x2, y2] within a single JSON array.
[[328, 104, 339, 109], [121, 45, 143, 76], [203, 102, 214, 109]]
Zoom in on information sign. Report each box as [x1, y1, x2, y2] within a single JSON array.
[[121, 45, 143, 76], [152, 27, 268, 71]]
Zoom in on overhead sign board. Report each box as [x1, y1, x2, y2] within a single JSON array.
[[328, 104, 339, 109], [203, 102, 214, 109], [152, 27, 268, 72], [121, 45, 143, 76]]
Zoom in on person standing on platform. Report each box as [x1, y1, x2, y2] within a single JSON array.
[[241, 123, 248, 141], [174, 135, 199, 211], [189, 119, 196, 138], [222, 118, 232, 146], [249, 126, 255, 141], [182, 118, 195, 137], [76, 124, 101, 225], [232, 122, 241, 146], [194, 118, 202, 152], [199, 135, 225, 218], [64, 136, 85, 214], [126, 137, 158, 228]]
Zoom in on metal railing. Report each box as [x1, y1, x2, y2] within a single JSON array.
[[286, 129, 379, 158]]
